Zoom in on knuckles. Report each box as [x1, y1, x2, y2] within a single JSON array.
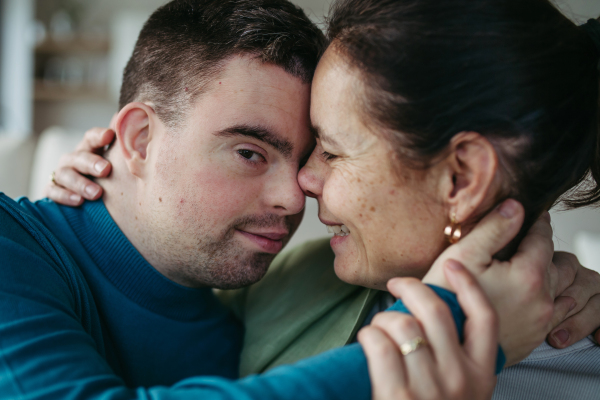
[[373, 312, 421, 336]]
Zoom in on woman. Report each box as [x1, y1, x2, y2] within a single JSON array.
[[49, 0, 600, 398]]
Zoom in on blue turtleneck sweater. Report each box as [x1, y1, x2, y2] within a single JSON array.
[[0, 193, 493, 400]]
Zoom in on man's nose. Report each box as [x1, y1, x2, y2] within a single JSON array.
[[298, 151, 324, 199], [267, 165, 306, 215]]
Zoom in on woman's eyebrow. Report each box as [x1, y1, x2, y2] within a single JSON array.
[[311, 124, 340, 147], [214, 124, 293, 158]]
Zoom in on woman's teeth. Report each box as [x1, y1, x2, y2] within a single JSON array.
[[327, 224, 350, 237]]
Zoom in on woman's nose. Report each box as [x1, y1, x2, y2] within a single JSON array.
[[298, 151, 325, 199]]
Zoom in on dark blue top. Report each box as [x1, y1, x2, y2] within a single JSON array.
[[0, 193, 500, 399]]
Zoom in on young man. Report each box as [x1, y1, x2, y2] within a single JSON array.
[[3, 0, 598, 399]]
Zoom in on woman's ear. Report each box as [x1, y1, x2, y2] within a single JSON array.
[[114, 102, 156, 178], [443, 132, 499, 224]]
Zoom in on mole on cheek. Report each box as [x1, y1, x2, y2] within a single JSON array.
[[370, 206, 376, 212], [159, 197, 162, 202]]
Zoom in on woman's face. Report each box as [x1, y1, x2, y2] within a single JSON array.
[[298, 48, 449, 290]]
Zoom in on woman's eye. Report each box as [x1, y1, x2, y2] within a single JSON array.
[[322, 151, 338, 161], [238, 149, 265, 162]]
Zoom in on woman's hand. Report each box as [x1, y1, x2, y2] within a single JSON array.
[[359, 260, 497, 400], [44, 127, 115, 205]]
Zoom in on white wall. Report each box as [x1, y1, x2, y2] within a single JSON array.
[[554, 0, 600, 23], [0, 0, 34, 137]]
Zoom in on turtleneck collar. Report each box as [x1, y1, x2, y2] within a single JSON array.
[[60, 199, 223, 321]]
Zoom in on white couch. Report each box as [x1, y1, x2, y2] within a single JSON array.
[[0, 127, 83, 200]]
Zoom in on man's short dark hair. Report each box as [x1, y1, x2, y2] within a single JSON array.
[[120, 0, 327, 128]]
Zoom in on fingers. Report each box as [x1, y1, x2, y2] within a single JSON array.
[[58, 152, 111, 179], [53, 167, 102, 200], [510, 211, 554, 278], [548, 294, 600, 349], [548, 296, 576, 334], [387, 278, 461, 373], [452, 199, 525, 273], [358, 325, 408, 399], [43, 183, 84, 206], [75, 128, 116, 152], [558, 265, 600, 317], [444, 259, 499, 375], [552, 252, 579, 297], [422, 199, 525, 289], [370, 310, 439, 396]]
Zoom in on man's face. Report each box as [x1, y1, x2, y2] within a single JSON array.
[[139, 56, 313, 289]]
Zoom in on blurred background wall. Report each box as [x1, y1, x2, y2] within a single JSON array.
[[1, 0, 600, 271]]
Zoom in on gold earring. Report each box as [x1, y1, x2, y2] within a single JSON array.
[[444, 213, 462, 244]]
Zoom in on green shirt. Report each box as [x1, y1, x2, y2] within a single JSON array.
[[218, 238, 380, 376]]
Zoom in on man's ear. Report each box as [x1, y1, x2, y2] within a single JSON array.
[[442, 132, 499, 224], [114, 102, 156, 178]]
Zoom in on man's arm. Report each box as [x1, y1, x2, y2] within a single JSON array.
[[0, 234, 372, 400], [360, 261, 499, 400]]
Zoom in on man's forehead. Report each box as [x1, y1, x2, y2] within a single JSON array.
[[209, 55, 307, 95]]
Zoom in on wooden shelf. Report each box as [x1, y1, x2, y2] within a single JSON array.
[[34, 80, 108, 102], [35, 38, 109, 55]]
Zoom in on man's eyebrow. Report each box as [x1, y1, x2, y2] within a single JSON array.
[[214, 124, 293, 158]]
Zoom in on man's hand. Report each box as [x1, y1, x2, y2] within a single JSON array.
[[421, 200, 555, 366], [359, 261, 497, 400], [422, 200, 600, 365], [547, 252, 600, 348], [44, 127, 115, 205]]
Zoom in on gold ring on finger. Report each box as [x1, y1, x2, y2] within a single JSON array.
[[400, 336, 429, 356], [50, 171, 57, 185]]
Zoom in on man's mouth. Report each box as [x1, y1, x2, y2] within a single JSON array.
[[235, 229, 288, 254]]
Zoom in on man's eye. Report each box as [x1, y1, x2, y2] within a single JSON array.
[[238, 149, 264, 162], [322, 151, 338, 161]]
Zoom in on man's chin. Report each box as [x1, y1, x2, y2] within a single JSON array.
[[208, 250, 276, 290]]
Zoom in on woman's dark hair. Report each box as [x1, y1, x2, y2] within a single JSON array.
[[328, 0, 600, 256]]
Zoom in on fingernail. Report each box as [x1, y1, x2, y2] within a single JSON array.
[[498, 199, 518, 218], [552, 329, 569, 345], [568, 298, 577, 312], [70, 194, 81, 203], [445, 259, 464, 271], [94, 160, 108, 173], [85, 186, 99, 197]]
